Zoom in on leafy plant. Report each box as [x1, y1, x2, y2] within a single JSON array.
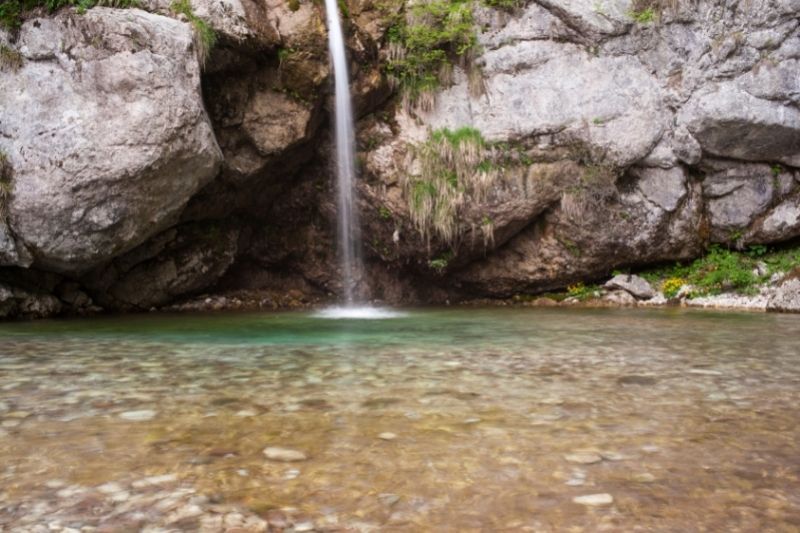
[[378, 206, 392, 220], [661, 277, 684, 298], [428, 251, 453, 272], [771, 164, 783, 177], [567, 282, 600, 301], [171, 0, 217, 65]]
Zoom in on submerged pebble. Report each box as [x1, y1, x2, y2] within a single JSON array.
[[378, 432, 397, 440], [119, 410, 156, 421], [564, 452, 603, 465], [572, 493, 614, 506], [263, 447, 308, 462]]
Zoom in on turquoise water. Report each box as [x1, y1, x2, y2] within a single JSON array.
[[1, 307, 799, 530]]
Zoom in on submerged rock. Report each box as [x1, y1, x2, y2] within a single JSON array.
[[263, 447, 308, 462], [572, 493, 614, 506]]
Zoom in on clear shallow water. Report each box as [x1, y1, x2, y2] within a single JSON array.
[[1, 307, 799, 531]]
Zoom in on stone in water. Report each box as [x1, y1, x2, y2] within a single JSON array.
[[564, 452, 603, 464], [263, 447, 308, 462], [119, 410, 156, 421], [573, 493, 614, 506]]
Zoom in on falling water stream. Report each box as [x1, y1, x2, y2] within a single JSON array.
[[324, 0, 361, 307]]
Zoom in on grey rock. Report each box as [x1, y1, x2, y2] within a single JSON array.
[[703, 164, 775, 235], [767, 276, 800, 312], [0, 9, 222, 274], [140, 0, 278, 47], [418, 41, 665, 167], [678, 83, 800, 167], [748, 198, 800, 243], [604, 275, 655, 299], [632, 166, 687, 212], [602, 290, 637, 306]]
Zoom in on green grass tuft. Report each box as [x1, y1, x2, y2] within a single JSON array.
[[385, 0, 479, 109], [171, 0, 217, 65]]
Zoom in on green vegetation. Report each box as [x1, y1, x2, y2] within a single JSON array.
[[771, 164, 783, 177], [378, 206, 392, 220], [404, 127, 532, 246], [171, 0, 217, 65], [481, 0, 521, 10], [287, 0, 300, 11], [385, 0, 479, 109], [640, 244, 800, 298], [567, 282, 601, 301], [427, 252, 453, 272], [1, 0, 138, 29], [629, 7, 655, 23], [0, 44, 23, 71]]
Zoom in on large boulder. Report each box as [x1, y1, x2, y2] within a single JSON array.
[[678, 83, 800, 167], [0, 8, 222, 274]]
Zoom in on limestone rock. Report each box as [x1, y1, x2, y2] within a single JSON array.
[[604, 275, 655, 300], [768, 275, 800, 313], [702, 163, 777, 238], [631, 166, 687, 213], [678, 83, 800, 167], [0, 9, 222, 274], [418, 41, 665, 167]]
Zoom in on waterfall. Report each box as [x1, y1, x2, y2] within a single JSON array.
[[324, 0, 362, 305]]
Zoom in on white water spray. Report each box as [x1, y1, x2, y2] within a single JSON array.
[[324, 0, 362, 305]]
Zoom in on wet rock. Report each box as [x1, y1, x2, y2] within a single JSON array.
[[379, 493, 401, 506], [572, 493, 614, 506], [617, 375, 658, 386], [378, 432, 398, 441], [132, 474, 178, 488], [632, 472, 657, 483], [262, 447, 308, 462], [564, 452, 603, 465], [604, 275, 655, 300], [119, 410, 157, 421]]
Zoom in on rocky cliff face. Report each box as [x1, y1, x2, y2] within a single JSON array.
[[0, 0, 798, 318]]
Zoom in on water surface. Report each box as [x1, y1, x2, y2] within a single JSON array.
[[1, 308, 799, 531]]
